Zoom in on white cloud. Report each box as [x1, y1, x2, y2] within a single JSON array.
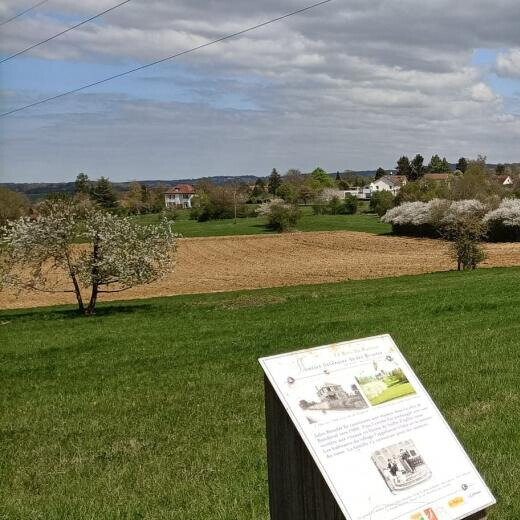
[[471, 82, 498, 102], [496, 48, 520, 78]]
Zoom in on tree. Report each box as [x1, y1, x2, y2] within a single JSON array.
[[257, 199, 300, 232], [297, 184, 316, 205], [396, 156, 412, 178], [91, 177, 118, 210], [428, 155, 451, 173], [122, 181, 146, 214], [343, 195, 358, 215], [496, 163, 506, 175], [335, 171, 342, 182], [442, 210, 486, 271], [0, 200, 177, 315], [74, 172, 91, 195], [0, 187, 30, 226], [370, 191, 396, 217], [249, 178, 267, 203], [410, 154, 425, 181], [375, 167, 386, 180], [456, 157, 468, 174], [267, 168, 282, 195], [277, 182, 298, 203], [310, 167, 334, 188], [227, 180, 249, 224]]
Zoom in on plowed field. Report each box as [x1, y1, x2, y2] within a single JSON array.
[[3, 230, 520, 310]]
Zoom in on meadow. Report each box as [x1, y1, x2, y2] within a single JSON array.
[[132, 204, 391, 237], [1, 268, 519, 519]]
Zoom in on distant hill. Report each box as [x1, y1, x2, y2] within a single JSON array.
[[0, 171, 377, 200], [4, 164, 518, 200]]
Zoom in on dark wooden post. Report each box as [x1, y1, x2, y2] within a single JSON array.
[[264, 375, 487, 520]]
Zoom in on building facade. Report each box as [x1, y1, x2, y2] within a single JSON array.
[[164, 184, 195, 208]]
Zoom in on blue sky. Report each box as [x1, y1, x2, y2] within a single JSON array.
[[1, 0, 520, 183]]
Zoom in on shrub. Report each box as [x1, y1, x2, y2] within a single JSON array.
[[370, 191, 395, 217], [483, 198, 520, 241], [343, 195, 358, 215], [257, 199, 300, 232], [0, 187, 30, 226], [441, 210, 486, 270], [383, 199, 488, 239]]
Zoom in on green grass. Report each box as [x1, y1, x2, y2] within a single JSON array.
[[1, 268, 520, 519], [132, 205, 390, 237], [367, 381, 416, 405]]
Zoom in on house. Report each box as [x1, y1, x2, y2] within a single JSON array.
[[369, 175, 407, 197], [494, 175, 513, 186], [164, 184, 195, 208], [423, 173, 451, 182]]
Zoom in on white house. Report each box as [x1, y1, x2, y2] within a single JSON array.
[[369, 175, 407, 197], [164, 184, 195, 208]]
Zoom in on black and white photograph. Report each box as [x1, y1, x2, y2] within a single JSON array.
[[297, 379, 368, 424], [372, 439, 432, 494]]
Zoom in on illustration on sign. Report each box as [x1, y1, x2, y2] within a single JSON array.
[[259, 334, 495, 520]]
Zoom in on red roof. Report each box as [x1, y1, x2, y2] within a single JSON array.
[[165, 184, 195, 194], [424, 173, 450, 181]]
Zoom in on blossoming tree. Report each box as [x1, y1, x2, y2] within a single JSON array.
[[0, 200, 177, 315]]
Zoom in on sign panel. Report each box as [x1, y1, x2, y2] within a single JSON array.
[[259, 334, 495, 520]]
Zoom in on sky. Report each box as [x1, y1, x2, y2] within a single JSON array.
[[0, 0, 520, 183]]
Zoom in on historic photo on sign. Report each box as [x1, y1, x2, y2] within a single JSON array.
[[372, 439, 432, 494], [298, 380, 368, 423], [355, 357, 415, 406]]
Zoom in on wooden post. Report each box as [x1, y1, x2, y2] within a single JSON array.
[[264, 375, 487, 520]]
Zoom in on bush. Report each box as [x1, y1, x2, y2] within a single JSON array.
[[257, 199, 300, 232], [343, 195, 358, 215], [383, 199, 488, 239], [483, 198, 520, 241], [0, 187, 30, 226], [370, 191, 395, 216]]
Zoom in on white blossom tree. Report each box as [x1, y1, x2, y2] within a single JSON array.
[[0, 200, 177, 315]]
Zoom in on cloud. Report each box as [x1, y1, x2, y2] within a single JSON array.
[[471, 82, 498, 102], [496, 48, 520, 78], [1, 0, 520, 182]]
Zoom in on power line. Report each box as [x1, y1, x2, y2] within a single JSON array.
[[0, 0, 333, 118], [1, 0, 132, 64], [0, 0, 49, 27]]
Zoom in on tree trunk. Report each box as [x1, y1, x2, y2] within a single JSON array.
[[84, 235, 100, 316], [85, 283, 98, 316], [71, 274, 85, 314]]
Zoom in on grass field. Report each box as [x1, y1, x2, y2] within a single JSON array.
[[132, 205, 390, 237], [1, 268, 519, 519], [368, 381, 416, 406]]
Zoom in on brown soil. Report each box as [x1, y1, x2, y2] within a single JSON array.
[[2, 231, 520, 310]]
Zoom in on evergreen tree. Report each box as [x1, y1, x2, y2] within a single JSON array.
[[375, 167, 386, 180], [410, 154, 425, 181], [335, 171, 342, 182], [429, 155, 451, 173], [396, 156, 412, 178], [74, 172, 91, 195], [267, 168, 282, 195], [456, 157, 468, 174], [91, 177, 118, 210]]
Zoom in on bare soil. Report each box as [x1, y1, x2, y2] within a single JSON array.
[[3, 231, 520, 310]]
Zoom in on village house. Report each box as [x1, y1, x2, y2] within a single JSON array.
[[164, 184, 195, 208], [368, 175, 407, 197], [423, 173, 451, 182]]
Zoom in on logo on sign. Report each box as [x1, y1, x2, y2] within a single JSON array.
[[424, 508, 439, 520]]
